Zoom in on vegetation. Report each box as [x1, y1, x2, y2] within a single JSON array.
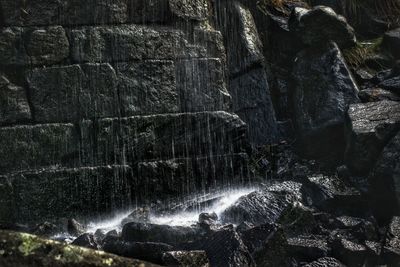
[[343, 38, 383, 69]]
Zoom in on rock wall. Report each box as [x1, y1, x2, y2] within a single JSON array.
[[0, 0, 251, 223]]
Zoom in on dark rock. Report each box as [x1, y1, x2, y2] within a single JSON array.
[[331, 238, 367, 266], [289, 6, 356, 48], [303, 257, 346, 267], [379, 76, 400, 95], [220, 189, 295, 225], [383, 28, 400, 60], [359, 88, 400, 102], [72, 233, 100, 250], [345, 101, 400, 175], [216, 1, 278, 145], [238, 223, 277, 254], [0, 73, 31, 124], [307, 0, 343, 13], [179, 226, 254, 267], [292, 42, 359, 160], [0, 230, 159, 266], [287, 236, 330, 262], [32, 222, 59, 237], [0, 123, 80, 174], [122, 222, 200, 245], [162, 250, 210, 267], [198, 213, 218, 230], [103, 237, 173, 265], [1, 166, 133, 223], [67, 219, 86, 237], [369, 131, 400, 224]]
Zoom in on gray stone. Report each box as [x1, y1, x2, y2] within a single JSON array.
[[220, 189, 295, 225], [176, 58, 231, 112], [230, 68, 278, 144], [26, 26, 69, 65], [168, 0, 209, 21], [0, 123, 80, 174], [70, 25, 200, 63], [81, 112, 248, 165], [292, 42, 359, 158], [0, 74, 31, 124], [116, 60, 179, 116], [0, 27, 27, 66], [345, 101, 400, 175], [304, 257, 345, 267], [0, 0, 128, 26], [369, 132, 400, 222], [287, 236, 330, 262], [136, 154, 249, 202], [289, 6, 356, 48], [2, 165, 133, 223]]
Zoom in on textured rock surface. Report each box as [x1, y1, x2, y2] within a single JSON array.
[[369, 132, 400, 223], [289, 6, 356, 48], [292, 42, 359, 159], [0, 230, 159, 267], [383, 28, 400, 60], [345, 101, 400, 175]]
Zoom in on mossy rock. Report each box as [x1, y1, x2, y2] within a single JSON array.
[[0, 230, 160, 267]]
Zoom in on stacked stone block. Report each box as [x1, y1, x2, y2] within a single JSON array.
[[0, 0, 250, 223]]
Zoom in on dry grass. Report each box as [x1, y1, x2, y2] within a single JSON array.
[[343, 37, 383, 69]]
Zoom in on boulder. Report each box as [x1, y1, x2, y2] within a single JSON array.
[[287, 236, 330, 262], [289, 6, 356, 48], [0, 230, 159, 267], [291, 42, 359, 160], [122, 222, 200, 245], [220, 189, 295, 225], [0, 74, 31, 124], [369, 131, 400, 224], [383, 28, 400, 60], [103, 237, 173, 264], [379, 76, 400, 95], [71, 233, 100, 250], [67, 219, 86, 237], [162, 251, 210, 267], [331, 238, 368, 266], [345, 101, 400, 175], [179, 226, 254, 267]]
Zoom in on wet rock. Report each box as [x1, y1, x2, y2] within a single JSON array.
[[0, 123, 80, 174], [287, 236, 330, 262], [122, 222, 200, 246], [220, 189, 295, 225], [179, 226, 254, 267], [216, 1, 279, 144], [331, 238, 367, 266], [379, 76, 400, 95], [2, 166, 133, 223], [68, 219, 86, 237], [0, 0, 128, 26], [103, 237, 174, 264], [292, 42, 359, 160], [289, 6, 356, 48], [198, 213, 218, 230], [383, 28, 400, 60], [0, 74, 31, 124], [359, 88, 400, 102], [303, 175, 366, 215], [238, 223, 277, 254], [0, 26, 69, 66], [0, 230, 158, 266], [345, 101, 400, 175], [72, 233, 100, 250], [303, 257, 346, 267], [82, 111, 247, 165], [369, 131, 400, 224], [162, 250, 210, 267]]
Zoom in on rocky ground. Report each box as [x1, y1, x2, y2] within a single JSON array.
[[1, 0, 400, 266]]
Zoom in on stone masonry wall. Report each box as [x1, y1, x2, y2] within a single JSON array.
[[0, 0, 250, 223]]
